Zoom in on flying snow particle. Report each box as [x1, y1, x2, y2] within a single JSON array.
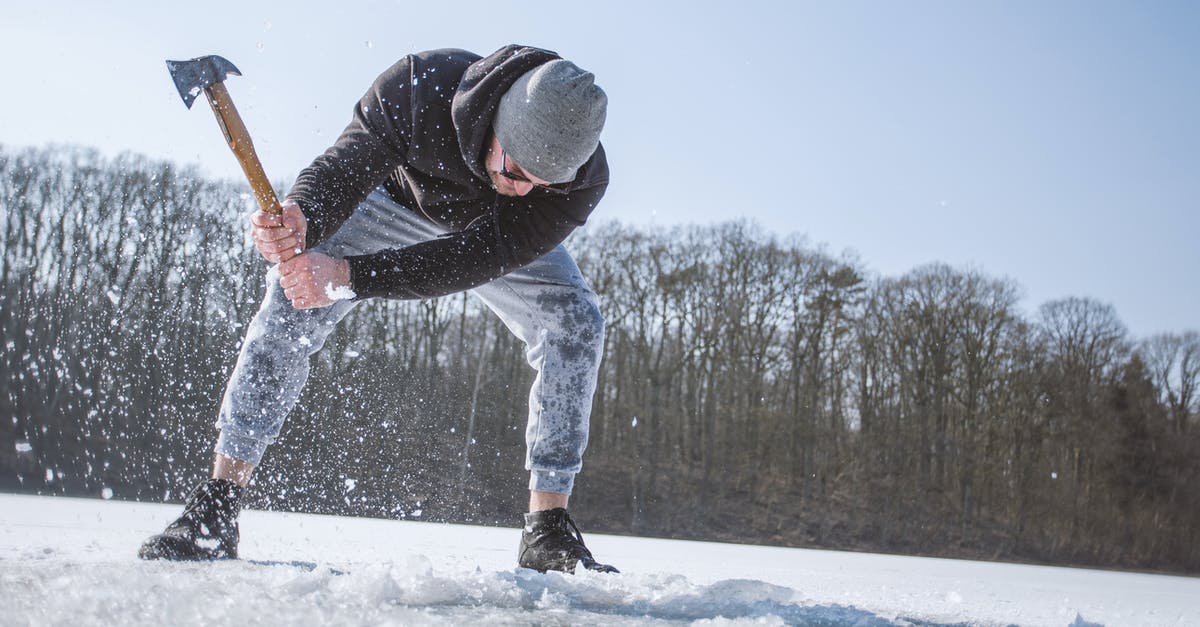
[[631, 416, 639, 428], [101, 488, 114, 500], [344, 478, 357, 492], [1051, 472, 1058, 480], [196, 537, 220, 550], [344, 349, 360, 358], [298, 336, 313, 347], [411, 509, 423, 518], [106, 289, 120, 305], [15, 441, 32, 453]]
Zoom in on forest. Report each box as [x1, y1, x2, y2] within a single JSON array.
[[2, 145, 1197, 573]]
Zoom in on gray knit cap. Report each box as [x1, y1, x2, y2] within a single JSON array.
[[493, 59, 607, 184]]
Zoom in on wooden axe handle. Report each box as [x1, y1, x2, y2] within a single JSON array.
[[204, 82, 282, 215]]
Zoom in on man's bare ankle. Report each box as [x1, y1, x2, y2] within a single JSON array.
[[212, 453, 255, 487], [529, 490, 569, 512]]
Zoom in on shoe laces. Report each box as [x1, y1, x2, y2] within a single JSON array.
[[559, 511, 597, 561], [178, 480, 235, 524]]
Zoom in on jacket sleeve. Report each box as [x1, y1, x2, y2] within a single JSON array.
[[344, 184, 605, 300], [287, 58, 413, 248]]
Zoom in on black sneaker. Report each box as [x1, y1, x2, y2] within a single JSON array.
[[138, 478, 244, 561], [518, 508, 618, 574]]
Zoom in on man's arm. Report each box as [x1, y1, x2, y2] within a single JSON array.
[[345, 187, 603, 300], [287, 57, 414, 248], [274, 188, 600, 309]]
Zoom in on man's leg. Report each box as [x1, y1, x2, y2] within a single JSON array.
[[470, 246, 616, 573], [141, 189, 438, 560], [212, 189, 443, 478], [138, 256, 361, 560], [212, 267, 358, 475], [470, 245, 605, 503]]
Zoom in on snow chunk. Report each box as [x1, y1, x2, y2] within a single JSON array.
[[325, 282, 356, 301]]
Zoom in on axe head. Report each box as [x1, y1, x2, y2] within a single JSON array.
[[166, 55, 242, 109]]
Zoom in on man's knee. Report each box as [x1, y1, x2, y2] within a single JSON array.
[[580, 296, 605, 352], [541, 289, 604, 367]]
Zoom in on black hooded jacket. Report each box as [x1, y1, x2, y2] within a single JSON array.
[[286, 45, 609, 300]]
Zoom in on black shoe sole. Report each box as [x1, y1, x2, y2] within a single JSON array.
[[138, 534, 236, 561]]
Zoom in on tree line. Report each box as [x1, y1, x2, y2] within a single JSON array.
[[2, 145, 1197, 573]]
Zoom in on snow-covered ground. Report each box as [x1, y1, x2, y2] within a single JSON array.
[[0, 494, 1195, 626]]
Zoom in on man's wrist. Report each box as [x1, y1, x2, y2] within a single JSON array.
[[343, 256, 367, 300], [338, 258, 353, 290]]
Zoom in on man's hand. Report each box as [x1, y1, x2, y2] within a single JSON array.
[[278, 251, 353, 310], [251, 199, 307, 263]]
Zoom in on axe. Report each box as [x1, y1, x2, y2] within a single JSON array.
[[166, 55, 281, 215]]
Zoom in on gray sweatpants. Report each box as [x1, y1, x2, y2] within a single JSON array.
[[213, 189, 604, 495]]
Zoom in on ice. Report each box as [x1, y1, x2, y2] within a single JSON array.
[[325, 282, 356, 301], [1, 494, 1195, 626]]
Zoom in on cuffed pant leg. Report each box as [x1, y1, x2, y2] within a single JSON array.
[[214, 267, 357, 465], [471, 246, 605, 495], [214, 189, 442, 465]]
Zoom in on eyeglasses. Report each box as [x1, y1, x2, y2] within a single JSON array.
[[498, 149, 570, 195]]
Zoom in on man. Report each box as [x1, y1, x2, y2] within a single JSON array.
[[139, 45, 615, 574]]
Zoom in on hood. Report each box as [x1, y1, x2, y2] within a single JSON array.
[[451, 44, 562, 182]]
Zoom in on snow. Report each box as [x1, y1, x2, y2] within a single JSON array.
[[1, 494, 1196, 626], [324, 281, 356, 301]]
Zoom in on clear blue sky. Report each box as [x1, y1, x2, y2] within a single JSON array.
[[3, 1, 1197, 338]]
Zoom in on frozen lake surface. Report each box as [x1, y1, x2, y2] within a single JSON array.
[[1, 493, 1195, 626]]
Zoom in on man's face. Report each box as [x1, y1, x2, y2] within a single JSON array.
[[485, 133, 553, 197]]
